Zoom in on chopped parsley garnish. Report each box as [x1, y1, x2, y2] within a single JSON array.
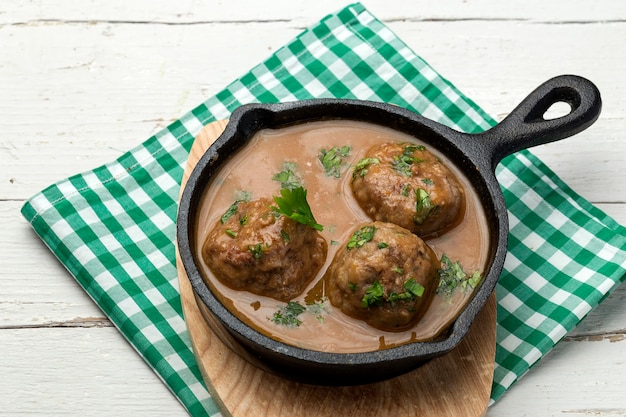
[[414, 188, 436, 224], [347, 225, 376, 250], [220, 200, 242, 224], [248, 243, 265, 260], [362, 278, 425, 308], [403, 278, 426, 297], [388, 278, 426, 304], [401, 183, 411, 197], [353, 157, 380, 178], [220, 192, 251, 224], [225, 229, 237, 238], [319, 145, 351, 178], [270, 301, 306, 327], [437, 254, 483, 297], [392, 266, 404, 274], [270, 298, 329, 327], [422, 178, 434, 186], [467, 271, 482, 289], [361, 280, 385, 307], [272, 186, 323, 231], [391, 144, 423, 177], [280, 229, 290, 242], [306, 298, 329, 323], [272, 161, 302, 190], [377, 242, 389, 249], [235, 190, 252, 201]]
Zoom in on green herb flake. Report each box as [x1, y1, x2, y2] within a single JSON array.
[[306, 298, 329, 323], [273, 161, 302, 190], [437, 254, 483, 297], [220, 200, 242, 224], [422, 178, 434, 186], [225, 229, 237, 238], [392, 266, 404, 274], [361, 280, 385, 307], [404, 278, 425, 297], [239, 214, 249, 226], [319, 145, 351, 178], [270, 298, 329, 327], [414, 188, 436, 224], [353, 157, 380, 178], [466, 271, 483, 289], [347, 225, 376, 250], [392, 156, 415, 177], [270, 301, 306, 327], [401, 183, 411, 197], [348, 281, 357, 292], [248, 243, 265, 260], [272, 186, 323, 231], [387, 278, 425, 304], [235, 190, 252, 201], [220, 192, 253, 224], [280, 229, 290, 243], [387, 292, 404, 304], [361, 277, 426, 308], [378, 242, 389, 249], [391, 144, 423, 177]]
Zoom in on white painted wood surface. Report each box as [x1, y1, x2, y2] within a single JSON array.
[[1, 1, 625, 415]]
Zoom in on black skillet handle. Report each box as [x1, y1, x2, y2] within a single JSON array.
[[477, 74, 602, 171]]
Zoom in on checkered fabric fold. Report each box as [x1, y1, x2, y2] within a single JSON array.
[[21, 3, 626, 415]]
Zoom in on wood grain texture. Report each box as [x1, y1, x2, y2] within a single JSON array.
[[176, 120, 496, 417], [1, 1, 625, 416]]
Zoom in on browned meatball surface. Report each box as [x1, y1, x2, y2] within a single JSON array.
[[351, 142, 465, 237], [202, 197, 328, 302], [325, 221, 438, 332]]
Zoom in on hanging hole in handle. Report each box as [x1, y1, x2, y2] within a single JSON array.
[[544, 101, 573, 120], [473, 75, 601, 171]]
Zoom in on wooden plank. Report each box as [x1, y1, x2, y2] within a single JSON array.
[[0, 22, 299, 200], [3, 21, 626, 201], [489, 336, 626, 416], [0, 201, 106, 326], [1, 0, 625, 23], [0, 327, 186, 416], [0, 323, 622, 417]]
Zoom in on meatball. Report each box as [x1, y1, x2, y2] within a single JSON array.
[[325, 221, 438, 331], [202, 197, 328, 302], [351, 142, 465, 237]]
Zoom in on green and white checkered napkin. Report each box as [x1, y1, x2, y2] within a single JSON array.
[[21, 3, 626, 415]]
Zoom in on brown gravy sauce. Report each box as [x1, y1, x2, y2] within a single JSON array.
[[195, 120, 489, 353]]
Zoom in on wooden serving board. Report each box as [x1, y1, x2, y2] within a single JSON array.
[[176, 120, 496, 417]]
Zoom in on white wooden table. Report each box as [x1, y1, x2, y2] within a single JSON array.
[[2, 1, 625, 415]]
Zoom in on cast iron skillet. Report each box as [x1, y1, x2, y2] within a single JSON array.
[[177, 74, 601, 386]]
